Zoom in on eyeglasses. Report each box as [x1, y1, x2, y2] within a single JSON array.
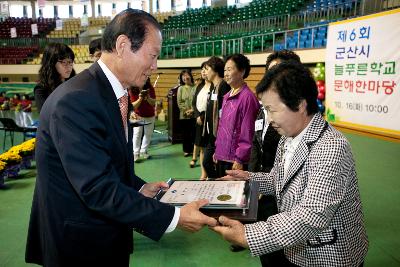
[[57, 59, 74, 67]]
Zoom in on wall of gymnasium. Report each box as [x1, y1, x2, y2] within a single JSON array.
[[0, 48, 326, 100]]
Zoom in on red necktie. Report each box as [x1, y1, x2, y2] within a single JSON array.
[[119, 94, 129, 141]]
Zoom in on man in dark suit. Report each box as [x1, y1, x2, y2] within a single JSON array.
[[213, 62, 368, 266], [26, 9, 217, 267]]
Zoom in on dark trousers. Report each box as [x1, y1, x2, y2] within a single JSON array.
[[180, 119, 195, 154], [203, 135, 217, 179], [260, 250, 299, 267]]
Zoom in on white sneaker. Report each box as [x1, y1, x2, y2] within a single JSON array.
[[140, 152, 150, 160], [134, 153, 140, 162]]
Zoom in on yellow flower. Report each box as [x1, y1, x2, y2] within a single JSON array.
[[7, 139, 36, 156], [0, 151, 22, 164], [0, 160, 6, 172]]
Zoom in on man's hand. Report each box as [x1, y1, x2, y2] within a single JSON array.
[[217, 169, 250, 181], [210, 216, 249, 248], [178, 199, 217, 232], [140, 182, 169, 198]]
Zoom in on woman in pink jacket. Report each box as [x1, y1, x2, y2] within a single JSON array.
[[214, 54, 260, 178]]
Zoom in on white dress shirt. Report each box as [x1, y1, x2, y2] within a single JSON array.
[[97, 60, 180, 233], [262, 107, 270, 141]]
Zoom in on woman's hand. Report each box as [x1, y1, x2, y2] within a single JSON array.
[[232, 161, 243, 170], [196, 116, 203, 125]]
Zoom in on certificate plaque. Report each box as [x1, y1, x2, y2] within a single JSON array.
[[155, 179, 259, 222]]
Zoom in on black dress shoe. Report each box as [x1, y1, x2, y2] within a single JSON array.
[[230, 245, 246, 252]]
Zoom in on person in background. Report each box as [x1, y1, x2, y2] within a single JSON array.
[[26, 9, 217, 267], [250, 50, 301, 173], [10, 93, 21, 110], [212, 62, 368, 267], [194, 77, 203, 87], [0, 92, 6, 105], [20, 94, 32, 112], [129, 78, 156, 162], [191, 62, 212, 179], [248, 50, 301, 265], [214, 54, 259, 177], [177, 69, 196, 157], [34, 43, 76, 113], [89, 38, 102, 62], [213, 54, 259, 252], [0, 94, 10, 110], [202, 56, 230, 179]]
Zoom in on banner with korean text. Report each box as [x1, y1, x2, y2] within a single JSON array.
[[325, 9, 400, 139]]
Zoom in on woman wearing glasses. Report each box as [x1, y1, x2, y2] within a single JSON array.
[[34, 43, 76, 113]]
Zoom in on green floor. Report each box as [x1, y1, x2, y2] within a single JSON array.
[[0, 127, 399, 267]]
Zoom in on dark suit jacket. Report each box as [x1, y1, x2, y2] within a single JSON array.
[[248, 108, 281, 172], [26, 63, 175, 267]]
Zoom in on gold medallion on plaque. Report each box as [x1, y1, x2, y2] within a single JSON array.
[[217, 194, 232, 201]]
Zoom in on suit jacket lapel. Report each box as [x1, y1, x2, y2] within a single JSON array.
[[277, 113, 327, 194], [88, 63, 129, 160]]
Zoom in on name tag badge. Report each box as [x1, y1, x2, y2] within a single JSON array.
[[211, 93, 218, 101], [255, 119, 264, 131]]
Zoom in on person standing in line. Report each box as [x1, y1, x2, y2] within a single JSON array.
[[89, 38, 102, 62], [34, 43, 76, 113], [129, 78, 156, 162], [212, 62, 368, 267], [177, 69, 196, 157], [191, 62, 212, 179], [26, 9, 217, 267], [214, 54, 260, 177], [202, 56, 230, 179]]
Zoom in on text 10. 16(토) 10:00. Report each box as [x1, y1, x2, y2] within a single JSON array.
[[365, 104, 388, 114]]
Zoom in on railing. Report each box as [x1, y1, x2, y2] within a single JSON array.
[[162, 1, 362, 41], [161, 24, 327, 59], [0, 37, 79, 49]]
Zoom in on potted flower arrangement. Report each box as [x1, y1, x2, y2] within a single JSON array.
[[0, 160, 6, 188], [0, 151, 22, 178], [7, 138, 35, 169]]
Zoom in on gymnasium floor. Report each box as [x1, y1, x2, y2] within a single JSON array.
[[0, 124, 399, 267]]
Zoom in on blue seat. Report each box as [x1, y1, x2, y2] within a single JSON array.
[[288, 41, 297, 49], [317, 31, 326, 39], [314, 39, 323, 48], [274, 43, 284, 51]]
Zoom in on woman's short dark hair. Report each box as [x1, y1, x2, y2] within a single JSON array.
[[179, 69, 194, 85], [225, 54, 251, 79], [38, 43, 75, 92], [102, 8, 161, 53], [256, 61, 318, 115], [265, 49, 301, 71], [205, 56, 224, 78]]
